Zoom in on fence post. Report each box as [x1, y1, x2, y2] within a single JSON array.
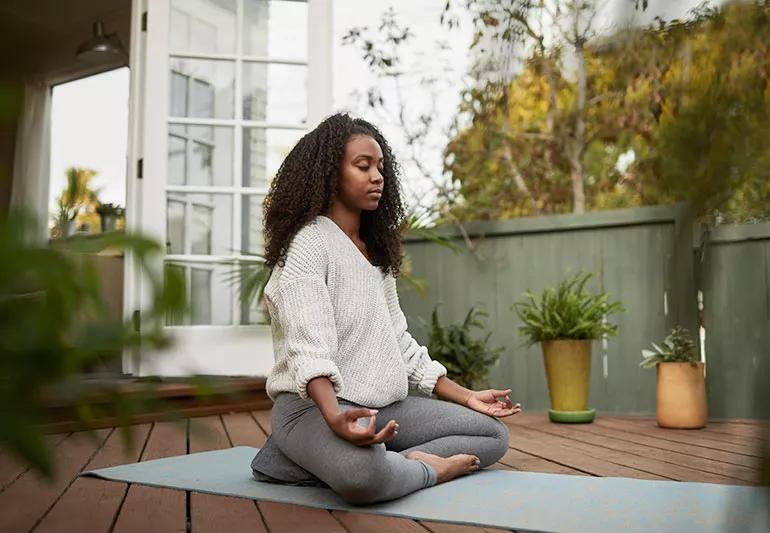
[[669, 203, 699, 339]]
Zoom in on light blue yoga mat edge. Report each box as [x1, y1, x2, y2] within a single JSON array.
[[79, 446, 550, 533], [78, 445, 770, 533]]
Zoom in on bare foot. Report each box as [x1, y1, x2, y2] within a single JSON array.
[[406, 450, 480, 483]]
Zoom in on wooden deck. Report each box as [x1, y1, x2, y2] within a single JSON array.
[[0, 411, 767, 533]]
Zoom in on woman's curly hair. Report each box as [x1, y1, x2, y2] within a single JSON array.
[[262, 112, 408, 277]]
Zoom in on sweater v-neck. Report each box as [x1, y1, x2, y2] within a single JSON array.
[[318, 215, 378, 269]]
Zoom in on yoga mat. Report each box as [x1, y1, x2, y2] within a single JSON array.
[[80, 446, 769, 533]]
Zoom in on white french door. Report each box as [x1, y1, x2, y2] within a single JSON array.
[[125, 0, 332, 376]]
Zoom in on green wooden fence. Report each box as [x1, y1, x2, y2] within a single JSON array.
[[400, 203, 768, 419], [697, 222, 770, 419]]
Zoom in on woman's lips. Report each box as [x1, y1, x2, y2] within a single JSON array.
[[367, 191, 382, 197]]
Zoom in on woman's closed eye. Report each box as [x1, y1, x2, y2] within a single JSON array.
[[357, 166, 384, 172]]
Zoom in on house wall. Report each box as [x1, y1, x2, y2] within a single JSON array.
[[0, 81, 24, 217], [400, 204, 706, 416]]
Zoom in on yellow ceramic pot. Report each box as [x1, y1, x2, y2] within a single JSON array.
[[656, 361, 707, 429], [541, 339, 595, 423]]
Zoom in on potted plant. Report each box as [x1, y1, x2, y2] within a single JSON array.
[[53, 197, 78, 238], [513, 271, 624, 423], [640, 326, 707, 429], [96, 203, 125, 233], [52, 167, 102, 238], [424, 305, 504, 390]]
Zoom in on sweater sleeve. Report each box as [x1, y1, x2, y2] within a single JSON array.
[[383, 274, 447, 396], [266, 225, 344, 402]]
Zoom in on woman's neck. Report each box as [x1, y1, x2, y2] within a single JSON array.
[[323, 203, 361, 240]]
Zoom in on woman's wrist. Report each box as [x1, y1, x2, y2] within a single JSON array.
[[306, 376, 343, 423], [433, 376, 474, 406], [462, 390, 473, 406]]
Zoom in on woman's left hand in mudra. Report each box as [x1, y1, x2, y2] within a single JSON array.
[[465, 389, 521, 417]]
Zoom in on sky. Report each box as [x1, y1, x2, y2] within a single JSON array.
[[47, 0, 720, 222], [49, 67, 129, 214]]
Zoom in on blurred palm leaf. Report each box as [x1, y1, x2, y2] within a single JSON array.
[[0, 208, 192, 478]]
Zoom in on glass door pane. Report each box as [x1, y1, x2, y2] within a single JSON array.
[[163, 0, 310, 327], [170, 0, 237, 54], [243, 0, 308, 59]]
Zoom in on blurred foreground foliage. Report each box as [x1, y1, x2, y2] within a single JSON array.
[[0, 208, 213, 479]]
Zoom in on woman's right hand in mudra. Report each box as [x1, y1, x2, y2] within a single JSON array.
[[327, 408, 399, 446]]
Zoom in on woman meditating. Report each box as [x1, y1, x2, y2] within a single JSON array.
[[250, 112, 521, 505]]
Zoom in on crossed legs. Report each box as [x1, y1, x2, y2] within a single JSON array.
[[271, 392, 510, 505]]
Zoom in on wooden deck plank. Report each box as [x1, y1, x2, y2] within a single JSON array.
[[705, 421, 770, 436], [616, 418, 770, 447], [35, 424, 151, 533], [188, 415, 267, 532], [509, 415, 755, 485], [333, 511, 513, 533], [594, 417, 763, 457], [422, 522, 512, 533], [112, 421, 188, 533], [689, 426, 770, 445], [613, 414, 770, 436], [625, 416, 770, 428], [569, 417, 763, 470], [222, 411, 267, 448], [502, 421, 667, 480], [0, 428, 111, 532], [332, 511, 429, 533], [498, 447, 586, 476], [251, 409, 272, 435], [0, 433, 70, 494], [258, 502, 347, 533]]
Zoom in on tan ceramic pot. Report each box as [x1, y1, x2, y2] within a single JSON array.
[[656, 361, 707, 429], [541, 339, 591, 411]]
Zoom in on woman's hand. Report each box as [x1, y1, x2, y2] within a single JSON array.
[[464, 388, 521, 417], [326, 408, 399, 446]]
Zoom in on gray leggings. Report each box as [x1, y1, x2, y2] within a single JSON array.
[[270, 392, 510, 505]]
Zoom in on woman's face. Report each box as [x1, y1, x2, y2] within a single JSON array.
[[335, 134, 385, 211]]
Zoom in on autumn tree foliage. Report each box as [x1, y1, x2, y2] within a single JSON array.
[[442, 1, 770, 224]]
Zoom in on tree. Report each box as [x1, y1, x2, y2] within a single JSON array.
[[443, 0, 770, 224], [443, 0, 611, 214], [642, 2, 770, 222]]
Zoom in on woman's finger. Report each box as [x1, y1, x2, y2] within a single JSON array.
[[346, 407, 376, 421], [367, 421, 396, 445]]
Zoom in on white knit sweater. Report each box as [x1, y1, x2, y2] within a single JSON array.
[[263, 215, 448, 407]]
